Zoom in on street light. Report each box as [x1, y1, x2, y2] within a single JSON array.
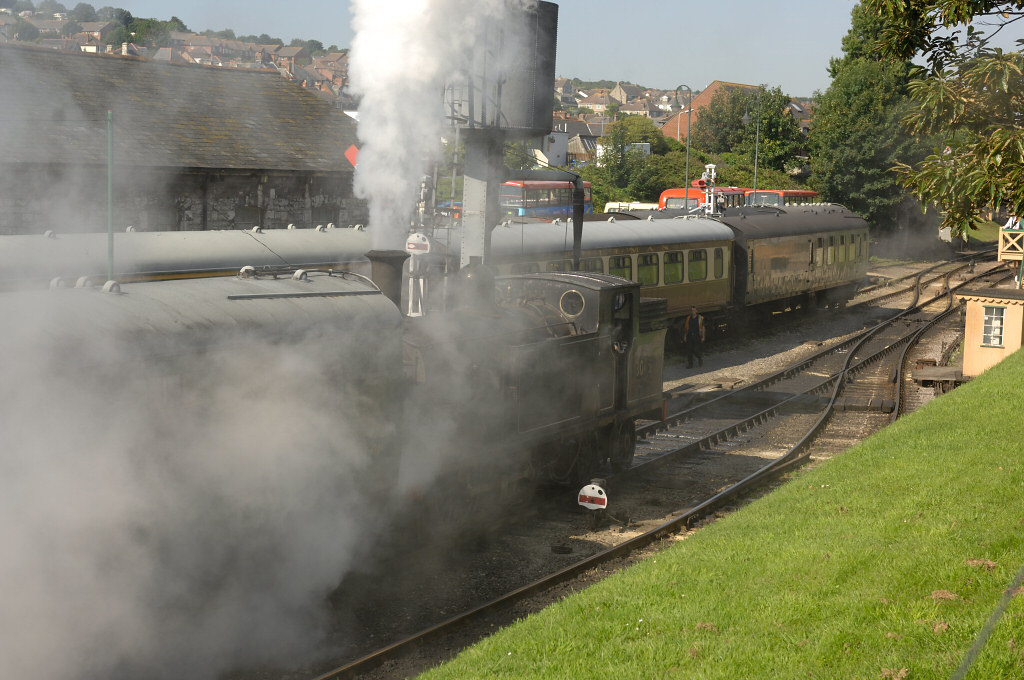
[[675, 84, 692, 210], [741, 87, 762, 205]]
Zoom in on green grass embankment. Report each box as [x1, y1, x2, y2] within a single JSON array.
[[420, 351, 1024, 679]]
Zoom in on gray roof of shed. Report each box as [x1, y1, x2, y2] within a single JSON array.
[[0, 45, 359, 172]]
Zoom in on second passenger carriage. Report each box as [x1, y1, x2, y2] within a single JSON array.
[[439, 203, 870, 337]]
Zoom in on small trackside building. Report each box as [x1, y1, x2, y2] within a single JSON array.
[[958, 287, 1024, 378]]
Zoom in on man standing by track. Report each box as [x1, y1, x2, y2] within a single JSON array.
[[684, 305, 705, 369]]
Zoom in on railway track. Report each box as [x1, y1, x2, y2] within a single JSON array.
[[283, 257, 1006, 680]]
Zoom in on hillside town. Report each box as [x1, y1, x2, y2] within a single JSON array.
[[0, 5, 815, 154]]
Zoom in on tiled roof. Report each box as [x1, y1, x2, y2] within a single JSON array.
[[0, 45, 359, 172]]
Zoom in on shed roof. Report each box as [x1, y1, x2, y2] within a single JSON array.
[[0, 45, 358, 172]]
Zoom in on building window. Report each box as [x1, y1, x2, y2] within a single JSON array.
[[983, 306, 1005, 347]]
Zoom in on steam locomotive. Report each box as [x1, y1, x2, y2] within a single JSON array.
[[0, 245, 664, 497]]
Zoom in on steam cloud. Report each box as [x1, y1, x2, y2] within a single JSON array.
[[0, 293, 393, 680], [349, 0, 539, 248]]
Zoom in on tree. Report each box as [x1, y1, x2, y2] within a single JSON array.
[[13, 17, 39, 41], [896, 50, 1024, 233], [809, 3, 932, 230], [690, 86, 803, 172], [864, 0, 1024, 72], [69, 2, 97, 22], [36, 0, 66, 14], [97, 6, 132, 27], [615, 115, 673, 155], [862, 0, 1024, 235], [60, 19, 81, 36]]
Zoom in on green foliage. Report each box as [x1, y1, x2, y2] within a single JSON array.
[[689, 86, 804, 172], [102, 24, 127, 44], [614, 116, 673, 155], [688, 88, 750, 154], [69, 2, 97, 22], [201, 27, 235, 40], [862, 0, 1024, 73], [238, 33, 285, 46], [809, 59, 927, 230], [503, 141, 536, 172], [809, 3, 933, 231], [60, 19, 81, 36], [861, 0, 1024, 236], [13, 16, 39, 40], [421, 346, 1024, 679], [569, 78, 622, 90], [289, 38, 327, 57], [36, 0, 65, 13], [97, 6, 131, 27], [896, 50, 1024, 234]]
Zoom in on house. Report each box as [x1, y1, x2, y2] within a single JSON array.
[[609, 82, 643, 104], [25, 17, 63, 35], [272, 46, 310, 68], [0, 15, 18, 39], [553, 119, 608, 165], [38, 37, 85, 52], [152, 46, 188, 64], [0, 44, 366, 234], [577, 92, 613, 114], [78, 21, 115, 42], [313, 52, 348, 88], [619, 99, 660, 118], [554, 77, 576, 106]]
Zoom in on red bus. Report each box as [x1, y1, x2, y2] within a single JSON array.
[[745, 189, 819, 207], [658, 186, 747, 211]]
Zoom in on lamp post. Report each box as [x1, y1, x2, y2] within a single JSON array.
[[675, 84, 692, 209], [741, 88, 761, 204]]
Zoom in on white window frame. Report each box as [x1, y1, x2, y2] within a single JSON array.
[[982, 305, 1005, 347]]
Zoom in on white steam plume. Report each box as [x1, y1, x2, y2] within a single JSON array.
[[0, 295, 393, 680], [349, 0, 539, 248]]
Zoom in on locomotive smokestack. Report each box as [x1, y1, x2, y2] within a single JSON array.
[[365, 249, 410, 309]]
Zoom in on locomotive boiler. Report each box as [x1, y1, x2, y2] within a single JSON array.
[[403, 265, 666, 495]]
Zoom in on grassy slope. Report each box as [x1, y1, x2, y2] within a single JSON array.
[[421, 350, 1024, 679]]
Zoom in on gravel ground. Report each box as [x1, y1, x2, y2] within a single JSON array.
[[301, 262, 937, 680], [243, 257, 964, 680]]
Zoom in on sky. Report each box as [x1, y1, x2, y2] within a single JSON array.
[[106, 0, 864, 96]]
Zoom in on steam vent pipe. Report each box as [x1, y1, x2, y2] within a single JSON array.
[[365, 249, 410, 309]]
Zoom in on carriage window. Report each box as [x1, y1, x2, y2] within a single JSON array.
[[827, 236, 835, 265], [714, 248, 724, 278], [637, 253, 659, 286], [511, 262, 540, 274], [547, 260, 572, 272], [664, 251, 684, 284], [688, 250, 707, 282], [582, 257, 604, 273], [838, 235, 846, 262], [609, 255, 632, 279]]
